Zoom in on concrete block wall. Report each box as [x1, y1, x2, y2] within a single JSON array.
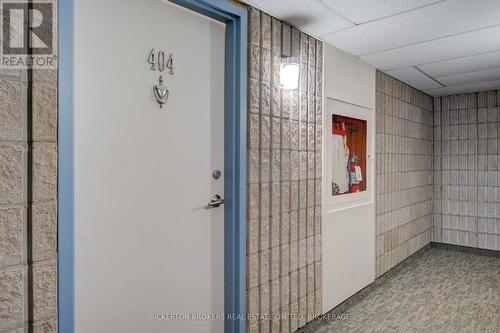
[[375, 72, 433, 277], [433, 91, 500, 250], [246, 7, 323, 333], [0, 56, 58, 333]]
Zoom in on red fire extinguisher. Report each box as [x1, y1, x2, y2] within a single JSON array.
[[348, 154, 362, 192]]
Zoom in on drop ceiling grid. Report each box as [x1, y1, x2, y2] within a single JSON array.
[[417, 50, 500, 77], [425, 79, 500, 96], [241, 0, 355, 36], [435, 67, 500, 87], [385, 67, 443, 91], [318, 0, 443, 24], [242, 0, 500, 96], [321, 0, 500, 56], [359, 25, 500, 70]]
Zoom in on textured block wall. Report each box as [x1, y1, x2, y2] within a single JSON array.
[[0, 44, 58, 333], [433, 91, 500, 250], [246, 7, 323, 333], [375, 72, 433, 277]]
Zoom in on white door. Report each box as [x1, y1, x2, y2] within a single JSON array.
[[74, 1, 225, 332]]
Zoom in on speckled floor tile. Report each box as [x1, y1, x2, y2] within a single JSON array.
[[298, 248, 500, 333]]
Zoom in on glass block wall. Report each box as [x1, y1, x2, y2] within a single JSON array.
[[246, 6, 323, 333], [375, 72, 433, 277], [433, 91, 500, 250]]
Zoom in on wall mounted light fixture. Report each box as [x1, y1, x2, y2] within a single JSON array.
[[280, 56, 300, 90], [280, 25, 299, 90]]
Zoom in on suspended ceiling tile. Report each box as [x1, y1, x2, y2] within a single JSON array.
[[319, 0, 441, 24], [424, 79, 500, 96], [385, 67, 442, 91], [359, 25, 500, 71], [321, 0, 500, 56], [435, 67, 500, 87], [244, 0, 500, 94], [417, 51, 500, 77], [242, 0, 353, 36]]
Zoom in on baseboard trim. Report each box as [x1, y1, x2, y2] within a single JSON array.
[[431, 242, 500, 258], [315, 244, 432, 320], [375, 243, 432, 280]]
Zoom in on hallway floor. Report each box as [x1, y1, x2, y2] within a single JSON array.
[[299, 247, 500, 333]]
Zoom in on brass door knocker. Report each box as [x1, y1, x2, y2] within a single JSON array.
[[153, 75, 169, 108]]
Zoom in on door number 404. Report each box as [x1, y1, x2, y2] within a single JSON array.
[[148, 49, 174, 74]]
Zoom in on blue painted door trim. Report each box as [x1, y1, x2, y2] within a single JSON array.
[[58, 0, 74, 331], [58, 1, 248, 332]]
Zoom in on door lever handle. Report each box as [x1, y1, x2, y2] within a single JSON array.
[[207, 194, 224, 208]]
